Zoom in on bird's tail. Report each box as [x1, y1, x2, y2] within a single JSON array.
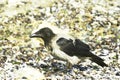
[[90, 53, 108, 67]]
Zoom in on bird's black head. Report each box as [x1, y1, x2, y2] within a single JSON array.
[[30, 27, 56, 45]]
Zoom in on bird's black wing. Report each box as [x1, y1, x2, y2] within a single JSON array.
[[74, 39, 101, 58], [56, 38, 92, 57], [74, 39, 94, 57], [75, 39, 108, 67], [75, 39, 90, 51], [56, 38, 76, 56], [56, 38, 98, 57]]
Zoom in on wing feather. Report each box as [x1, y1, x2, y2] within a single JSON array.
[[56, 38, 93, 57]]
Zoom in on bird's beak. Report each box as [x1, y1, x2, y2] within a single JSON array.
[[29, 33, 41, 38]]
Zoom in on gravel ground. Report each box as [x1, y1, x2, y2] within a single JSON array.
[[0, 0, 120, 80]]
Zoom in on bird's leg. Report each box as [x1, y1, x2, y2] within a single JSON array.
[[66, 61, 73, 69]]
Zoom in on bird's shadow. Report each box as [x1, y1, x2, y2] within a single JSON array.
[[72, 64, 88, 71], [40, 62, 101, 77], [41, 62, 90, 73]]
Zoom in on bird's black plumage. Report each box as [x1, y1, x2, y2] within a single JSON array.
[[57, 38, 76, 56], [30, 27, 108, 67], [56, 38, 107, 67]]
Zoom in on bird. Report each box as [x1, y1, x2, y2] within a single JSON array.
[[30, 26, 108, 67]]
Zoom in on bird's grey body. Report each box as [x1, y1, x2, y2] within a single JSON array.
[[30, 26, 108, 67]]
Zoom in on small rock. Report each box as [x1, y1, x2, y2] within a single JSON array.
[[116, 72, 120, 76]]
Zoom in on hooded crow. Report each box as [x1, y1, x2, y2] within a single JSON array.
[[30, 26, 108, 67]]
